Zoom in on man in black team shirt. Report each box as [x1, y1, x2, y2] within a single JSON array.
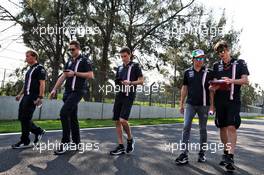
[[12, 50, 46, 149], [50, 41, 94, 155], [210, 40, 249, 172], [175, 49, 214, 165], [110, 47, 144, 155]]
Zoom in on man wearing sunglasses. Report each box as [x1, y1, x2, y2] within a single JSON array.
[[110, 47, 144, 155], [210, 40, 249, 172], [50, 40, 94, 155], [175, 49, 214, 165]]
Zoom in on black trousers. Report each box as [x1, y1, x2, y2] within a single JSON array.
[[60, 91, 84, 144], [18, 95, 42, 143]]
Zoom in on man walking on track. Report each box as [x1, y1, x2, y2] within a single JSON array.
[[110, 47, 144, 155], [175, 49, 214, 165], [50, 41, 94, 155], [12, 50, 46, 149], [210, 40, 249, 172]]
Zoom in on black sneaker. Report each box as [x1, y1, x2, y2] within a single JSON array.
[[175, 153, 188, 165], [54, 143, 69, 155], [11, 141, 32, 149], [34, 129, 46, 144], [126, 138, 135, 154], [219, 154, 228, 166], [110, 145, 125, 155], [198, 152, 206, 163], [225, 154, 235, 172]]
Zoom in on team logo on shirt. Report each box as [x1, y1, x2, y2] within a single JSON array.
[[68, 61, 72, 68], [40, 68, 45, 74], [188, 70, 194, 78], [218, 64, 223, 72], [118, 66, 123, 74]]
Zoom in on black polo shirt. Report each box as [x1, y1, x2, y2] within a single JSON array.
[[64, 54, 93, 92], [213, 58, 249, 103], [183, 66, 213, 106], [23, 63, 46, 96], [115, 61, 143, 97]]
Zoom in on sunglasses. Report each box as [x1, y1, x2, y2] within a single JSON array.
[[194, 57, 205, 61], [121, 55, 128, 58], [68, 48, 76, 52]]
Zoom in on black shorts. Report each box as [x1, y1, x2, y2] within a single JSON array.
[[113, 93, 134, 121], [215, 100, 241, 129]]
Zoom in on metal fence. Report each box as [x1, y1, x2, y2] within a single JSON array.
[[0, 67, 181, 107], [241, 105, 264, 114], [1, 67, 264, 113], [0, 96, 263, 121]]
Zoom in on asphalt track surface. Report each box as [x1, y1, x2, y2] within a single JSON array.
[[0, 119, 263, 175]]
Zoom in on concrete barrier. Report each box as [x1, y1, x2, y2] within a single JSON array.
[[0, 96, 262, 120]]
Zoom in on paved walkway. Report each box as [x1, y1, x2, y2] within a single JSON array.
[[0, 119, 263, 175]]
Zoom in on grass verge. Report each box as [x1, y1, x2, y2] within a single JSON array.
[[0, 116, 263, 133]]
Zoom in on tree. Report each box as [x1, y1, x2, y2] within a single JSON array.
[[241, 83, 262, 108], [1, 0, 72, 92], [75, 0, 122, 102], [2, 0, 256, 107], [0, 68, 25, 96], [115, 0, 194, 70]]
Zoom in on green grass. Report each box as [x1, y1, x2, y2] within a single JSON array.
[[0, 116, 263, 133]]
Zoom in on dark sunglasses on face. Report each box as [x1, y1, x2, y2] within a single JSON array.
[[194, 57, 205, 61], [68, 48, 76, 52], [121, 55, 128, 58]]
